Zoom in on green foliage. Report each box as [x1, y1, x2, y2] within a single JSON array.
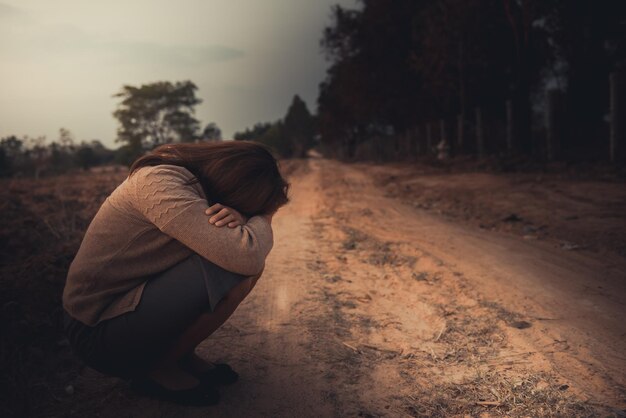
[[113, 81, 202, 150]]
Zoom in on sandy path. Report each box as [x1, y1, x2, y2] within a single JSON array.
[[191, 158, 340, 417], [314, 159, 626, 413], [195, 158, 625, 416], [68, 158, 625, 417]]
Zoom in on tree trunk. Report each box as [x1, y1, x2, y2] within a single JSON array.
[[475, 108, 485, 158], [610, 72, 626, 162], [457, 113, 464, 153], [506, 100, 514, 154], [546, 90, 565, 161]]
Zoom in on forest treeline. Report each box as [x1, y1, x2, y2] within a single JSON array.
[[233, 95, 316, 158], [235, 0, 625, 162], [2, 0, 625, 178], [0, 84, 315, 177], [316, 0, 626, 161], [0, 82, 223, 178], [0, 130, 117, 179]]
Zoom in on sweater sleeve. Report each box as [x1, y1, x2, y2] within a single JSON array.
[[132, 165, 273, 276]]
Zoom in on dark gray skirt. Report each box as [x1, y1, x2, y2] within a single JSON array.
[[63, 254, 247, 379]]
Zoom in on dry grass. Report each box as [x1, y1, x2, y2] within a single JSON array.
[[0, 168, 126, 417], [405, 371, 599, 417], [371, 161, 626, 259]]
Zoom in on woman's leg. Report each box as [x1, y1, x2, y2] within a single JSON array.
[[153, 274, 259, 369], [89, 254, 260, 389]]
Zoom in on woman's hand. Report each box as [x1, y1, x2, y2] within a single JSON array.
[[205, 203, 248, 228]]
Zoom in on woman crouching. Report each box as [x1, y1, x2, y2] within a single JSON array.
[[62, 141, 289, 406]]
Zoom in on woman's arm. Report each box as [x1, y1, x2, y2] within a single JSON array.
[[204, 204, 274, 228], [132, 165, 273, 276]]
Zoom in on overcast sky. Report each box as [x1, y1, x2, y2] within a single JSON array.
[[0, 0, 355, 148]]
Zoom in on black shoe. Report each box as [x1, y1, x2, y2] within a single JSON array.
[[179, 356, 239, 386], [130, 377, 220, 407], [192, 363, 239, 386]]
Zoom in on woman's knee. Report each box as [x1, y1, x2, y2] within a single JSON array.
[[221, 275, 258, 307]]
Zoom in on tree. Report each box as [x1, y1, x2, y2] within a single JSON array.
[[234, 122, 273, 141], [283, 95, 316, 157], [24, 136, 48, 179], [0, 136, 23, 159], [233, 96, 317, 157], [75, 145, 97, 170], [0, 147, 7, 177], [200, 122, 222, 141], [542, 0, 626, 159], [113, 81, 202, 157], [318, 0, 588, 159], [257, 122, 292, 157], [0, 136, 22, 177], [0, 133, 115, 177], [319, 1, 428, 158], [58, 127, 75, 149], [49, 127, 77, 171]]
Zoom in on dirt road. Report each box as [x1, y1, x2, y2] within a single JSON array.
[[67, 158, 626, 417]]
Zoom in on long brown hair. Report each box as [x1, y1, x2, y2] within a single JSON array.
[[129, 141, 289, 217]]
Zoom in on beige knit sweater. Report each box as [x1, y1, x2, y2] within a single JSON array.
[[62, 164, 274, 326]]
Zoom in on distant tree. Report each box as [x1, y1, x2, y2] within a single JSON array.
[[257, 122, 292, 156], [113, 81, 202, 160], [233, 97, 317, 157], [283, 95, 316, 157], [0, 135, 50, 177], [114, 144, 140, 166], [0, 135, 23, 158], [58, 127, 75, 149], [234, 122, 273, 141], [0, 147, 7, 177], [0, 136, 22, 177], [0, 133, 116, 177], [87, 140, 115, 165], [200, 122, 222, 141], [74, 140, 105, 170], [47, 127, 77, 172], [23, 136, 48, 179], [49, 142, 63, 169], [75, 146, 96, 170]]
